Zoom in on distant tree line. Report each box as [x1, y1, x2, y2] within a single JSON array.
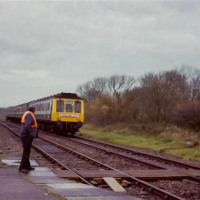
[[77, 66, 200, 135]]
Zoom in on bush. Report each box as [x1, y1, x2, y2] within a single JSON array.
[[171, 102, 200, 133]]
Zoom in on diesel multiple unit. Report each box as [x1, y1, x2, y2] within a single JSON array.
[[6, 92, 84, 135]]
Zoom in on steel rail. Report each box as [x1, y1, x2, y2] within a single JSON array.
[[39, 135, 185, 200], [67, 137, 200, 184], [67, 137, 166, 169], [75, 136, 200, 170], [4, 121, 200, 170], [1, 121, 185, 200], [0, 121, 92, 185], [32, 143, 92, 185], [71, 137, 200, 184]]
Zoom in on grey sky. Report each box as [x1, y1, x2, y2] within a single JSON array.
[[0, 0, 200, 107]]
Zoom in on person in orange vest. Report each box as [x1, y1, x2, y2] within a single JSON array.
[[19, 106, 38, 173]]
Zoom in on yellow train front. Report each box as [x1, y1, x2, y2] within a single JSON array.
[[6, 93, 84, 136], [29, 93, 84, 135]]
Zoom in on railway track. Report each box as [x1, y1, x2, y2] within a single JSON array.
[[42, 132, 200, 185], [72, 136, 200, 170], [67, 135, 200, 184], [1, 121, 200, 200]]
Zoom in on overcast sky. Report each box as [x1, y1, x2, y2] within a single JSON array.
[[0, 0, 200, 107]]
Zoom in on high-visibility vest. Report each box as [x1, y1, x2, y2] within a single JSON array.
[[21, 111, 38, 128]]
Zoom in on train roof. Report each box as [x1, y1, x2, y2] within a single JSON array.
[[7, 93, 83, 108], [30, 92, 83, 102], [53, 92, 82, 99]]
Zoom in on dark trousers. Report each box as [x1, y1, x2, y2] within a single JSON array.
[[19, 135, 33, 170]]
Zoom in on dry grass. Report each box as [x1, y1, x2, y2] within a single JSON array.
[[80, 123, 200, 160]]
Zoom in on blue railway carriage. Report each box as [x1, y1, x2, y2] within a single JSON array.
[[6, 103, 28, 122], [6, 92, 84, 135]]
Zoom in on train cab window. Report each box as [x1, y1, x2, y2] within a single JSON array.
[[56, 100, 64, 112], [66, 101, 73, 112], [75, 101, 81, 113]]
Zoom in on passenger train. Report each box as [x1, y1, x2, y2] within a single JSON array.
[[6, 92, 84, 135]]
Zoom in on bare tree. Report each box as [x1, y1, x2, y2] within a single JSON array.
[[107, 75, 136, 95], [107, 75, 136, 123], [77, 77, 107, 101], [122, 87, 143, 123], [161, 70, 189, 120], [139, 70, 188, 122], [179, 66, 200, 102], [77, 67, 200, 129], [77, 75, 135, 124], [139, 73, 163, 122]]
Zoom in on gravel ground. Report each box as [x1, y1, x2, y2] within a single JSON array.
[[0, 125, 22, 160], [149, 179, 200, 200], [42, 134, 157, 170], [0, 125, 49, 168]]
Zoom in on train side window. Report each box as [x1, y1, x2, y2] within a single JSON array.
[[44, 102, 48, 111], [75, 101, 81, 113], [47, 102, 50, 110], [40, 103, 44, 111], [66, 101, 73, 112], [56, 100, 64, 112]]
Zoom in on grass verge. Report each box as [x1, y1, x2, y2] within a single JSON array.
[[80, 124, 200, 160]]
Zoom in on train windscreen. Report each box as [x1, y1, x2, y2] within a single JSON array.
[[56, 100, 64, 112], [66, 101, 73, 112], [75, 101, 81, 113]]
